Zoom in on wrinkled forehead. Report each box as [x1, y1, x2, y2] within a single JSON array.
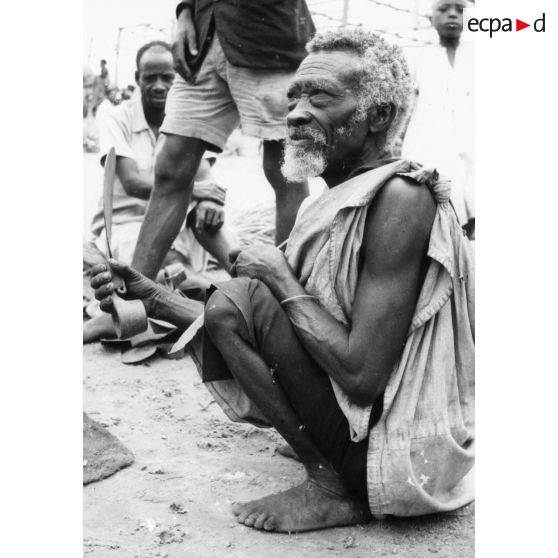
[[293, 50, 362, 88]]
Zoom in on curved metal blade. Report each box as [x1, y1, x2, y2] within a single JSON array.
[[102, 147, 117, 259], [168, 313, 205, 355]]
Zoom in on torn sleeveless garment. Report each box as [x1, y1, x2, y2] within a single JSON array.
[[191, 159, 475, 517]]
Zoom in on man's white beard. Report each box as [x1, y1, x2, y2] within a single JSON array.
[[281, 144, 327, 182]]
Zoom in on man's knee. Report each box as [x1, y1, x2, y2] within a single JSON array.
[[205, 279, 279, 341], [204, 290, 241, 343], [154, 135, 205, 193]]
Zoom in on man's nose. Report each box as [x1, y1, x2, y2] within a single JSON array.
[[153, 78, 166, 91], [447, 7, 460, 19], [286, 106, 313, 127]]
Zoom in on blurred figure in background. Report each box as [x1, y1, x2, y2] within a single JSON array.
[[99, 59, 110, 87], [83, 67, 100, 152], [402, 0, 474, 239], [94, 85, 122, 125]]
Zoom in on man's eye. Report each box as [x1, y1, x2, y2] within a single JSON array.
[[310, 93, 330, 107], [287, 92, 300, 107]]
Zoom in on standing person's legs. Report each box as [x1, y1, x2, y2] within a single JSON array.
[[132, 38, 241, 279], [227, 64, 309, 245], [204, 279, 371, 532], [132, 135, 207, 279]]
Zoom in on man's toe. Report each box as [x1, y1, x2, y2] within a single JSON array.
[[231, 502, 244, 516], [253, 513, 268, 530], [236, 509, 251, 523], [242, 512, 259, 527], [263, 517, 276, 531]]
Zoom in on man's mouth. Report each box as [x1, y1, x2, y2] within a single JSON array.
[[288, 137, 314, 146], [287, 126, 327, 147]]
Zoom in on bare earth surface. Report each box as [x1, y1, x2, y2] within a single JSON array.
[[83, 146, 474, 558]]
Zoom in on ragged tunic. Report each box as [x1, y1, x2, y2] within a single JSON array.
[[285, 159, 475, 516], [188, 158, 475, 516]]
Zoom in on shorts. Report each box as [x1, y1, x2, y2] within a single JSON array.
[[161, 35, 293, 151]]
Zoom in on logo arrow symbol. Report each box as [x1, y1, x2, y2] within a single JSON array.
[[516, 19, 530, 31]]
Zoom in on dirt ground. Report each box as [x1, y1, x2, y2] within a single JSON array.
[[83, 145, 474, 558]]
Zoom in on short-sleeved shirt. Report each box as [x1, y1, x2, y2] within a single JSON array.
[[90, 97, 155, 236], [175, 0, 315, 74]]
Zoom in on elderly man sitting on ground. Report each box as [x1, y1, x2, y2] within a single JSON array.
[[90, 28, 474, 533]]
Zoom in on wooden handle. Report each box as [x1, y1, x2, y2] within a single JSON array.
[[110, 268, 128, 297]]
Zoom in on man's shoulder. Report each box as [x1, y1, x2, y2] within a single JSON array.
[[382, 174, 433, 205], [369, 174, 436, 237], [360, 174, 436, 265], [106, 99, 136, 125]]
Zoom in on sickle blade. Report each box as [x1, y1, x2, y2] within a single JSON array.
[[102, 147, 117, 259]]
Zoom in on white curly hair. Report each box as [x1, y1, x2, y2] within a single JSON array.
[[306, 28, 412, 149]]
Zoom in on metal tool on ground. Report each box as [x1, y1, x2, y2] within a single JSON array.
[[103, 147, 148, 339]]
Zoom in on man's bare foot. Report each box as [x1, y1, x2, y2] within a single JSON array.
[[83, 313, 115, 344], [275, 442, 300, 462], [231, 478, 371, 533]]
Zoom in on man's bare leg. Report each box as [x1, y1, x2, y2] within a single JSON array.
[[262, 140, 309, 245], [204, 281, 371, 533], [131, 134, 209, 279]]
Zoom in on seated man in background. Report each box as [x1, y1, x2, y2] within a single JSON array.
[[84, 40, 237, 343], [90, 29, 474, 532]]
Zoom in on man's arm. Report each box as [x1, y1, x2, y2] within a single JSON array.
[[90, 260, 203, 329], [173, 1, 198, 82], [175, 0, 194, 19], [116, 157, 153, 200], [118, 156, 225, 208], [234, 177, 436, 407]]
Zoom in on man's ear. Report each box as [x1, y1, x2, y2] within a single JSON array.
[[368, 104, 397, 134], [135, 71, 140, 86]]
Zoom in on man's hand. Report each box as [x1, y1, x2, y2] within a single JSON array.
[[192, 181, 227, 205], [195, 200, 225, 233], [463, 218, 475, 241], [230, 245, 292, 287], [90, 260, 162, 316], [172, 8, 198, 83]]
